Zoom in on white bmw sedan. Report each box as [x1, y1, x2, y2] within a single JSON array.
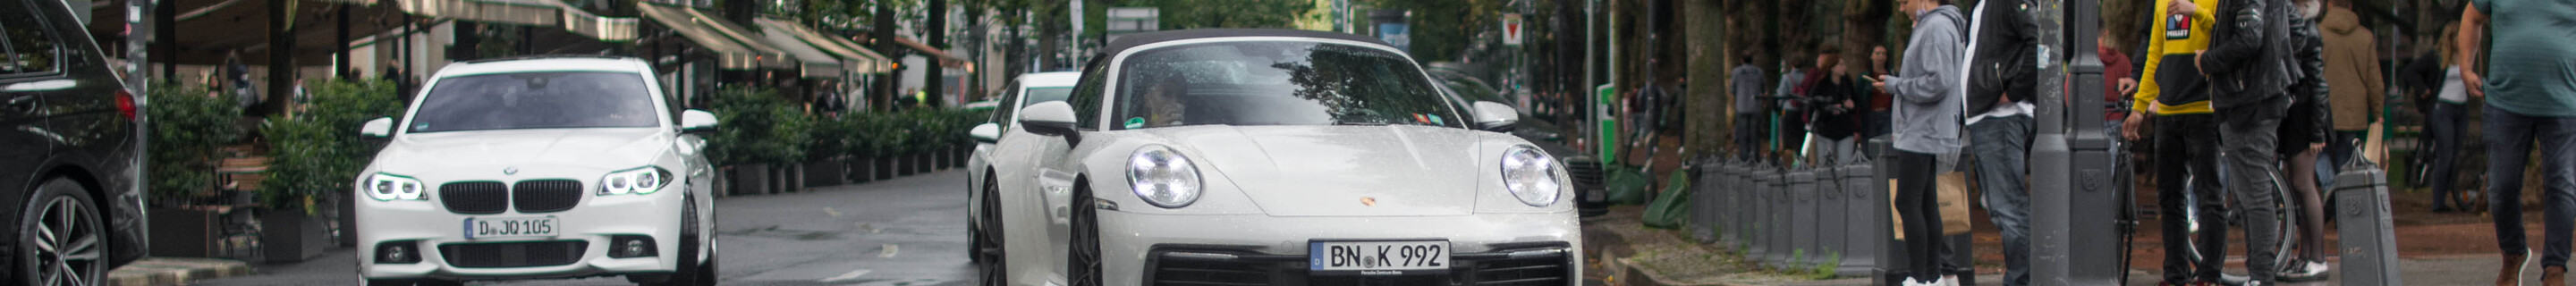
[[979, 29, 1581, 285], [351, 56, 720, 286]]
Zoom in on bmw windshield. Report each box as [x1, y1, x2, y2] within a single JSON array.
[[1111, 41, 1460, 130], [406, 72, 661, 133]]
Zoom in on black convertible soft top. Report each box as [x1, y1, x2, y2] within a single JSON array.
[[1098, 29, 1396, 59]]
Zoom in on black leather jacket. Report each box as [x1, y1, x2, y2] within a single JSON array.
[[2201, 0, 2296, 107]]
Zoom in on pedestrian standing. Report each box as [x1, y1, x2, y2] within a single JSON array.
[[1806, 47, 1862, 164], [1780, 61, 1811, 152], [2099, 28, 2138, 141], [1962, 0, 2038, 283], [2196, 0, 2298, 282], [1733, 55, 1769, 159], [2419, 25, 2469, 213], [2275, 0, 2334, 280], [2318, 0, 2385, 188], [1873, 0, 1964, 283], [2460, 0, 2576, 283], [2127, 0, 2229, 283], [1869, 46, 1899, 141]]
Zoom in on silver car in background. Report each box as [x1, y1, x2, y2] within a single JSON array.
[[977, 29, 1581, 285]]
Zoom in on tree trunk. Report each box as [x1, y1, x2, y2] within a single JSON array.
[[926, 0, 947, 107]]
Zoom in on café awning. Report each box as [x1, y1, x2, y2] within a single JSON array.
[[754, 21, 844, 78], [891, 37, 968, 68], [636, 3, 786, 70], [753, 18, 891, 75], [389, 0, 637, 41]]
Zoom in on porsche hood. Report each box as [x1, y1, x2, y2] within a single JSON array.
[[1148, 125, 1491, 216]]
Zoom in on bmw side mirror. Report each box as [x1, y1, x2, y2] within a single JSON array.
[[680, 110, 719, 134], [359, 117, 394, 140], [1472, 101, 1519, 132], [970, 122, 1001, 144], [1017, 101, 1082, 144]]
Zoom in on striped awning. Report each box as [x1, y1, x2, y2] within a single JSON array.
[[754, 18, 891, 74], [636, 3, 787, 70], [756, 22, 845, 78], [391, 0, 637, 41]]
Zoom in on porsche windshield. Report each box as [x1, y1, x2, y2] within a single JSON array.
[[407, 72, 660, 132], [1111, 41, 1459, 130]]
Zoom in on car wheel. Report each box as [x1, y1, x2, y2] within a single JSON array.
[[977, 177, 1005, 285], [360, 279, 414, 286], [969, 177, 985, 264], [1067, 184, 1101, 286], [643, 196, 709, 286], [17, 179, 107, 286]]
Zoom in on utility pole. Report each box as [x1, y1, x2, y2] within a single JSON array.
[[2037, 0, 2122, 283]]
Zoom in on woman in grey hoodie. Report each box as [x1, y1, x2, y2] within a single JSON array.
[[1873, 0, 1966, 284]]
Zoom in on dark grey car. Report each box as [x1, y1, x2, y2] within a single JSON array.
[[0, 0, 150, 285], [1428, 70, 1607, 217]]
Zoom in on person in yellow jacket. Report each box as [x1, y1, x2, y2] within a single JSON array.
[[2123, 0, 2228, 284]]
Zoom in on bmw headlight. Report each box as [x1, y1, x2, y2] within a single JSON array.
[[599, 166, 675, 196], [1499, 146, 1564, 206], [366, 172, 427, 201], [1128, 146, 1202, 208]]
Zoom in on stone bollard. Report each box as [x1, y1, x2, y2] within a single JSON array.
[[1817, 160, 1848, 273], [2334, 162, 2402, 285], [1767, 165, 1792, 266], [1789, 164, 1820, 268], [1747, 162, 1774, 261], [1692, 158, 1719, 243], [1719, 159, 1741, 246], [1838, 156, 1883, 277]]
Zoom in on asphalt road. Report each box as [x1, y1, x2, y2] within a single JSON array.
[[193, 170, 980, 286]]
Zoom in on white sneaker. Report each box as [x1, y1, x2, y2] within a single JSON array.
[[1901, 278, 1925, 286], [1941, 276, 1961, 286]]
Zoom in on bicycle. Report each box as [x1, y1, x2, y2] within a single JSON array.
[[2114, 132, 2314, 285]]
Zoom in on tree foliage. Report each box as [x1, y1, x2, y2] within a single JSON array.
[[262, 80, 406, 214], [1360, 0, 1511, 63], [145, 81, 242, 204]]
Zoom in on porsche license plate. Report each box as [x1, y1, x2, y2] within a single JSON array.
[[1309, 240, 1450, 274], [464, 216, 558, 239]]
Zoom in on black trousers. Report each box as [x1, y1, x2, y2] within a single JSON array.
[[1894, 150, 1946, 282], [2154, 113, 2224, 283]]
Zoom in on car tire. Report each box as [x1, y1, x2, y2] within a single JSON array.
[[969, 176, 985, 264], [16, 179, 109, 286], [360, 279, 414, 286], [642, 196, 710, 286], [977, 176, 1005, 286], [1067, 183, 1101, 286]]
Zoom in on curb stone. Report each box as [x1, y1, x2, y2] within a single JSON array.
[[108, 257, 252, 286]]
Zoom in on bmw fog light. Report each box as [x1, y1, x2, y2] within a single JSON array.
[[609, 235, 658, 257]]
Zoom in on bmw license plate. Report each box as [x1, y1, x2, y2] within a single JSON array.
[[463, 216, 558, 239], [1309, 240, 1449, 274]]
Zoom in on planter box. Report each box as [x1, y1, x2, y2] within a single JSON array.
[[779, 164, 804, 193], [953, 147, 971, 169], [147, 207, 223, 257], [876, 156, 899, 180], [336, 194, 358, 247], [261, 210, 335, 263], [850, 157, 875, 183], [897, 154, 919, 176], [735, 164, 773, 196], [914, 153, 934, 173], [803, 160, 845, 187]]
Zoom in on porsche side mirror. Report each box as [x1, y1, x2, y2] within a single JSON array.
[[1472, 101, 1519, 132], [1018, 101, 1082, 145], [358, 117, 394, 140], [970, 122, 1002, 144], [680, 110, 720, 134]]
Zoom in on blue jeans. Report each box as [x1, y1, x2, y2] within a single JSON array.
[[1969, 114, 2033, 286], [2485, 104, 2576, 267], [2429, 102, 2467, 208]]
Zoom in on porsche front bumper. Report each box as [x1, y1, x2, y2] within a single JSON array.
[[1097, 211, 1583, 285]]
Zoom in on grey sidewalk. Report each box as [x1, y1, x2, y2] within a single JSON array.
[[1620, 255, 2511, 285]]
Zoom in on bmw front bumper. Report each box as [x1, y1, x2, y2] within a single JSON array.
[[355, 182, 687, 281]]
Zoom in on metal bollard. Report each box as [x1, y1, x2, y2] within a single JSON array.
[[1692, 159, 1719, 243], [1869, 136, 1903, 284], [1838, 156, 1883, 277], [2335, 162, 2402, 285], [1790, 165, 1820, 267], [1817, 160, 1848, 273], [1718, 159, 1739, 246]]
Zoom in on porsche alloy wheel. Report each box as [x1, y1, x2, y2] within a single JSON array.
[[978, 177, 1007, 286], [1068, 183, 1102, 286], [19, 179, 106, 286]]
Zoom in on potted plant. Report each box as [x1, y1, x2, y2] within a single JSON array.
[[803, 114, 853, 187], [143, 81, 244, 258], [258, 79, 404, 262], [706, 88, 811, 195]]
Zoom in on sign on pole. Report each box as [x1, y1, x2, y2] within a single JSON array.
[[1501, 13, 1523, 46]]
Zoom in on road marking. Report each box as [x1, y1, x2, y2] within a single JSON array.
[[823, 207, 842, 217], [818, 269, 871, 282], [879, 244, 899, 257]]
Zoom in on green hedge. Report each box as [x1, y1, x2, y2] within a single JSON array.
[[262, 80, 404, 213], [145, 81, 242, 203], [705, 88, 813, 167]]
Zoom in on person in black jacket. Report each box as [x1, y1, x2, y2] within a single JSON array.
[[1805, 47, 1863, 164], [1962, 0, 2037, 284], [2192, 0, 2296, 282]]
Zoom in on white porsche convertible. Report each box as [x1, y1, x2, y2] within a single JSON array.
[[975, 29, 1580, 285]]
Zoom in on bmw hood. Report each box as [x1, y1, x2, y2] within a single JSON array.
[[374, 128, 672, 172], [1149, 125, 1486, 216]]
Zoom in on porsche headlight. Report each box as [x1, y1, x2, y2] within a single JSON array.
[[1499, 146, 1564, 206], [599, 166, 675, 196], [1128, 146, 1202, 208], [366, 172, 427, 201]]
